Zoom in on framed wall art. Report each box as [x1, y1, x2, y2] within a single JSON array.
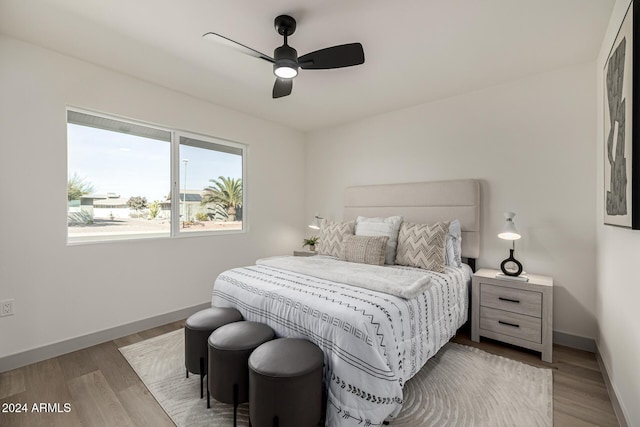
[[604, 0, 640, 229]]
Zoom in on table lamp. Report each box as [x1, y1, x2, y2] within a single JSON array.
[[498, 212, 523, 277]]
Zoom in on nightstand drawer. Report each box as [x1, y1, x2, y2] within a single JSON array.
[[479, 306, 542, 343], [480, 283, 542, 318]]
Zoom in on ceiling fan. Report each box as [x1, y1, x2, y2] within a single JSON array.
[[203, 14, 365, 98]]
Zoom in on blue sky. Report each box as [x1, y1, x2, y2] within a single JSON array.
[[67, 124, 242, 201]]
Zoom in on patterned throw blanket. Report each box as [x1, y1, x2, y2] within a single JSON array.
[[256, 256, 432, 299]]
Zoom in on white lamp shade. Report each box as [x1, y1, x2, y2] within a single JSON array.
[[309, 215, 321, 229], [498, 212, 521, 240]]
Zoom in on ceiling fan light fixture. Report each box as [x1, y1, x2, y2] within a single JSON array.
[[274, 63, 298, 78], [273, 44, 299, 79]]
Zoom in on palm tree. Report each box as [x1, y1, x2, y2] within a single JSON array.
[[201, 176, 243, 221]]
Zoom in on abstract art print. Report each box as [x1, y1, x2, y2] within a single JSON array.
[[604, 0, 640, 229]]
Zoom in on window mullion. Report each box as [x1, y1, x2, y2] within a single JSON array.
[[171, 131, 180, 237]]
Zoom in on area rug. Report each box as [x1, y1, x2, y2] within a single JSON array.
[[119, 329, 552, 426]]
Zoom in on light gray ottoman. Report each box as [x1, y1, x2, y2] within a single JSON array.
[[249, 338, 324, 427], [184, 307, 243, 400]]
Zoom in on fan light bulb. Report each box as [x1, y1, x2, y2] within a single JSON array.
[[274, 66, 298, 78]]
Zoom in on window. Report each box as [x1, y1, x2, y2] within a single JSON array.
[[67, 109, 246, 243], [179, 136, 244, 234]]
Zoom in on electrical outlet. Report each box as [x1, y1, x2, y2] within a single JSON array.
[[0, 299, 14, 317]]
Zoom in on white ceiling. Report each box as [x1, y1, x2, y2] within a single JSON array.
[[0, 0, 614, 132]]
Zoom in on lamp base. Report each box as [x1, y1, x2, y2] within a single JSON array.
[[500, 248, 523, 276], [495, 272, 529, 282]]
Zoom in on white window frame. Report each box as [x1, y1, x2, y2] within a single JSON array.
[[66, 107, 247, 244], [172, 131, 247, 238]]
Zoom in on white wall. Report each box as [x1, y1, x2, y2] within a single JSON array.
[[596, 0, 640, 424], [305, 63, 597, 340], [0, 36, 305, 362]]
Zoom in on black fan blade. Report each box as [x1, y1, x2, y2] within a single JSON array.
[[203, 32, 275, 63], [298, 43, 364, 70], [273, 78, 293, 98]]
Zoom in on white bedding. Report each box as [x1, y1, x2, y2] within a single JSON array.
[[211, 256, 471, 427], [256, 255, 433, 299]]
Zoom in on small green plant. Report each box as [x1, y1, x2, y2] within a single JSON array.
[[302, 236, 319, 250], [149, 200, 161, 219], [195, 212, 209, 222], [67, 173, 94, 201]]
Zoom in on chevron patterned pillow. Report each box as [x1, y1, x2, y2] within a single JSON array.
[[395, 221, 450, 273], [317, 219, 355, 258]]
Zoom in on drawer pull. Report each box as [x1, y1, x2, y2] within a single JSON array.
[[498, 320, 520, 328], [498, 297, 520, 303]]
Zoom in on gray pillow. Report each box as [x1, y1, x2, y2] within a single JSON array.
[[341, 235, 389, 266], [395, 221, 450, 273]]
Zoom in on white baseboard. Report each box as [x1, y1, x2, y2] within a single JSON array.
[[595, 346, 630, 427], [0, 302, 211, 373]]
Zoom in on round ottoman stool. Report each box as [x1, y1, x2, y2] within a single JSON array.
[[184, 307, 243, 400], [249, 338, 324, 427], [208, 321, 275, 426]]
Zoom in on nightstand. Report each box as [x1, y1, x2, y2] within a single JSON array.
[[471, 268, 553, 363], [293, 250, 316, 257]]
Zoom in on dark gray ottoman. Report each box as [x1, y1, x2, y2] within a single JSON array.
[[208, 321, 275, 426], [249, 338, 324, 427], [184, 307, 243, 399]]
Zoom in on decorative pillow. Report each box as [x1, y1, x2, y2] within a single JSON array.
[[445, 219, 463, 268], [355, 216, 403, 265], [341, 235, 389, 266], [395, 221, 450, 273], [316, 219, 355, 258]]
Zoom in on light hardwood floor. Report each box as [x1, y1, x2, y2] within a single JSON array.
[[0, 321, 619, 427]]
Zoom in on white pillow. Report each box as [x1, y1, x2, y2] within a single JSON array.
[[355, 216, 403, 265], [445, 219, 462, 268]]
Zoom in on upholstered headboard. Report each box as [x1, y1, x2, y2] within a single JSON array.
[[343, 179, 481, 260]]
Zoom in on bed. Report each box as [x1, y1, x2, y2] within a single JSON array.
[[211, 179, 480, 426]]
